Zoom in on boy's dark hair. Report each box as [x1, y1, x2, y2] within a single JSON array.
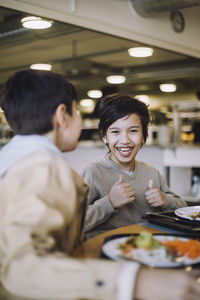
[[1, 69, 76, 135], [98, 93, 150, 143]]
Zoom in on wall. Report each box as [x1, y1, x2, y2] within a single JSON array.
[[64, 143, 200, 201], [64, 143, 165, 176], [1, 0, 200, 58]]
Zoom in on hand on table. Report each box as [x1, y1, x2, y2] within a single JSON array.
[[135, 267, 200, 300], [145, 179, 166, 207], [109, 175, 135, 208]]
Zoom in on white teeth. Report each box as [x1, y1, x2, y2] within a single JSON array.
[[118, 147, 131, 151]]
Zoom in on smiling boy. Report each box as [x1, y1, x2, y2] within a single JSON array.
[[83, 93, 187, 239]]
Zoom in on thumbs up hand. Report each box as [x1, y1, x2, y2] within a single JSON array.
[[109, 175, 135, 208], [148, 179, 154, 189], [145, 179, 166, 207]]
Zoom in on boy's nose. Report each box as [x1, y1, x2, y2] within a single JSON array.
[[121, 132, 130, 143]]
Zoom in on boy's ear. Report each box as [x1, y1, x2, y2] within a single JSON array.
[[54, 104, 68, 128], [102, 135, 107, 144]]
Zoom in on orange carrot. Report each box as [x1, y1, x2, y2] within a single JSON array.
[[164, 239, 200, 259], [123, 244, 135, 254]]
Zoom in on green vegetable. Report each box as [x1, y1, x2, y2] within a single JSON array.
[[135, 231, 161, 250]]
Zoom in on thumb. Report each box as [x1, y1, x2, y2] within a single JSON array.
[[117, 174, 123, 184], [148, 179, 154, 189]]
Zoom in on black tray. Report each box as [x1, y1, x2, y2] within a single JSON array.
[[143, 211, 200, 237]]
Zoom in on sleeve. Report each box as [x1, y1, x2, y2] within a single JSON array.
[[2, 254, 140, 300], [0, 151, 140, 300], [117, 263, 140, 300], [157, 171, 187, 209], [82, 166, 116, 232]]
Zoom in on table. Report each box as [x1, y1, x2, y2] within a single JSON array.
[[72, 224, 163, 258]]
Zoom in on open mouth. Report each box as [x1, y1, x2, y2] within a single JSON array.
[[117, 147, 133, 156]]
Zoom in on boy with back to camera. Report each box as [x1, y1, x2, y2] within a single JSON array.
[[83, 93, 187, 239], [0, 70, 199, 300]]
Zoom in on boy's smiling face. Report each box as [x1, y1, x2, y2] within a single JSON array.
[[103, 113, 144, 171]]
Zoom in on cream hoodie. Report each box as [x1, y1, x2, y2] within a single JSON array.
[[0, 135, 139, 300]]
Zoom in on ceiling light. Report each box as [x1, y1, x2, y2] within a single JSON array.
[[159, 83, 177, 93], [128, 47, 154, 57], [79, 99, 95, 113], [135, 95, 150, 106], [30, 63, 52, 71], [21, 16, 53, 29], [106, 75, 126, 84], [80, 99, 95, 107], [87, 90, 102, 98]]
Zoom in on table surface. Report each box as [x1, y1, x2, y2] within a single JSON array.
[[72, 224, 163, 258]]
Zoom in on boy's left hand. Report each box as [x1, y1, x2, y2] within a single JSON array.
[[145, 179, 166, 207]]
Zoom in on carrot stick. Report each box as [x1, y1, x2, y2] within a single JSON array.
[[164, 239, 200, 259]]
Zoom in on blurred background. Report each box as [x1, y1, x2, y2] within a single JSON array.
[[0, 3, 200, 145], [0, 0, 200, 200]]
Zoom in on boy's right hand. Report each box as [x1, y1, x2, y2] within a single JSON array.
[[109, 175, 135, 208]]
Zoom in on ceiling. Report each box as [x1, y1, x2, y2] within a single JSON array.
[[1, 5, 200, 116]]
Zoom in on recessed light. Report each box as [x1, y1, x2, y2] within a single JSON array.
[[128, 47, 154, 57], [80, 99, 95, 108], [159, 83, 177, 92], [87, 90, 102, 98], [79, 99, 95, 113], [21, 16, 53, 29], [106, 75, 126, 84], [30, 64, 52, 71]]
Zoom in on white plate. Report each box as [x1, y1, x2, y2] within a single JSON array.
[[102, 235, 200, 268], [175, 206, 200, 221]]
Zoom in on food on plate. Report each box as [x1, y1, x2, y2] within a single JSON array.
[[175, 206, 200, 220], [188, 211, 200, 219], [119, 231, 162, 251], [164, 238, 200, 259], [118, 231, 200, 261]]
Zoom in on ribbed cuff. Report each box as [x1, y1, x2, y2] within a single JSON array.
[[117, 262, 140, 300]]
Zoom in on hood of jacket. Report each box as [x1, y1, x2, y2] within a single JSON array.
[[0, 135, 61, 178]]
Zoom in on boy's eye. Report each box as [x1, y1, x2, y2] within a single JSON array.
[[130, 129, 138, 133], [110, 130, 119, 134]]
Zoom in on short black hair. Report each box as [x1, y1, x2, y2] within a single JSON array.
[[1, 69, 76, 135], [98, 93, 151, 143]]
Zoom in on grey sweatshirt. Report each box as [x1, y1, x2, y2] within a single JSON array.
[[82, 156, 187, 239]]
